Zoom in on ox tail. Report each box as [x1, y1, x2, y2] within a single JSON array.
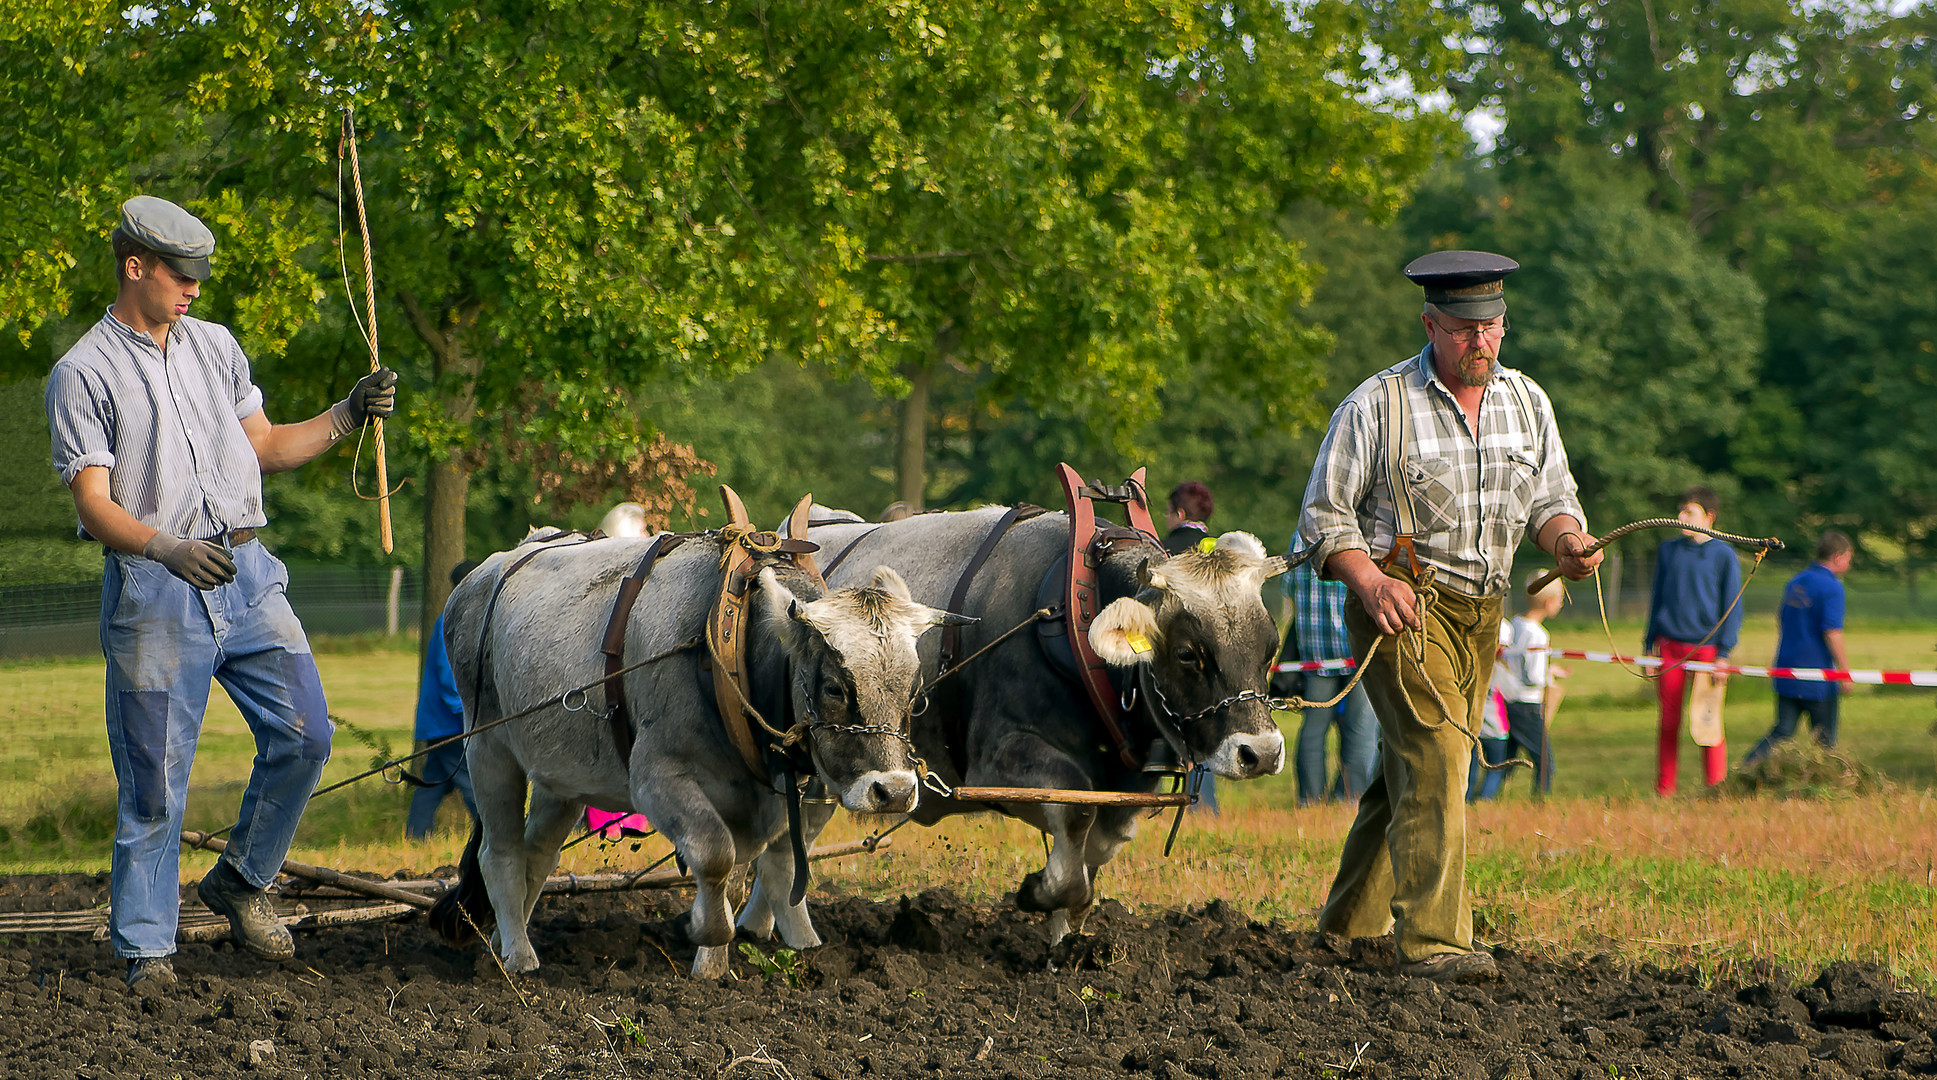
[[427, 821, 494, 943]]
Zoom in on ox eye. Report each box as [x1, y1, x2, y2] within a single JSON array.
[[1175, 645, 1201, 669]]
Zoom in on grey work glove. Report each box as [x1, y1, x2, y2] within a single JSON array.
[[144, 532, 237, 590], [329, 367, 399, 437]]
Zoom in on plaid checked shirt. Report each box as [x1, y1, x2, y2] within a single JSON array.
[[1284, 556, 1353, 661], [1298, 346, 1587, 598]]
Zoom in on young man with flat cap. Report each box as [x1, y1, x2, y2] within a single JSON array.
[[45, 195, 399, 987], [1297, 250, 1601, 981]]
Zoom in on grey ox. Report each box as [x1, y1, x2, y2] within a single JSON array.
[[779, 508, 1288, 942], [428, 532, 961, 978]]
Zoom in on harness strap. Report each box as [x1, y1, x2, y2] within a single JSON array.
[[1057, 463, 1156, 770], [938, 504, 1045, 669], [470, 531, 599, 723], [819, 525, 884, 580], [1378, 370, 1422, 576], [598, 532, 690, 768]]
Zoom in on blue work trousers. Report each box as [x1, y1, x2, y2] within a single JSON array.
[[405, 740, 478, 838], [1294, 674, 1379, 805], [1744, 693, 1841, 767], [100, 541, 332, 958]]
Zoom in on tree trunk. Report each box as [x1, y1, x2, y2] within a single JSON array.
[[896, 362, 931, 511], [421, 456, 470, 652], [400, 292, 482, 661]]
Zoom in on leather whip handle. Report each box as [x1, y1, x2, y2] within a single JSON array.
[[1528, 542, 1603, 596]]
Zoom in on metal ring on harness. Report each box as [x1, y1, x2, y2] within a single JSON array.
[[561, 686, 590, 712]]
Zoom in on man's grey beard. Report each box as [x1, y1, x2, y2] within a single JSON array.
[[1455, 354, 1499, 388]]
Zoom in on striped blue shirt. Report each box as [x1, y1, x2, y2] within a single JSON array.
[[45, 310, 267, 541]]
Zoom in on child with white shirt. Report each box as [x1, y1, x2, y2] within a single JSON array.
[[1471, 573, 1567, 800]]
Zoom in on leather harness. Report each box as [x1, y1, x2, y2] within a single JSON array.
[[700, 488, 822, 781], [914, 466, 1164, 778], [597, 530, 691, 768], [1055, 464, 1165, 769]]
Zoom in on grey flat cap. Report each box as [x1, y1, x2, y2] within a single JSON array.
[[115, 195, 215, 281]]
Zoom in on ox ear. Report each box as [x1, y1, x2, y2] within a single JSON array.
[[1089, 597, 1161, 666], [758, 568, 810, 638], [867, 565, 914, 602]]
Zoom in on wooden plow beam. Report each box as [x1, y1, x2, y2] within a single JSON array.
[[0, 836, 894, 937], [947, 786, 1190, 807]]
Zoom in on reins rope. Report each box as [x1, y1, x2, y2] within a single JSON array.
[[196, 635, 707, 842]]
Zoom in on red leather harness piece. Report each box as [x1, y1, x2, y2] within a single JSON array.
[[1055, 464, 1165, 770]]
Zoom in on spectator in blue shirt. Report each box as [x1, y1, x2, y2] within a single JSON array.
[[1744, 531, 1852, 766], [407, 560, 481, 838], [1282, 537, 1378, 805], [1643, 486, 1743, 795]]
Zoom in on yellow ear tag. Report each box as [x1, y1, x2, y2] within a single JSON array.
[[1125, 630, 1153, 657]]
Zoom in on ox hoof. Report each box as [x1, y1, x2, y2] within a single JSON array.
[[1044, 909, 1072, 944], [1015, 870, 1053, 913], [503, 951, 539, 976], [691, 945, 731, 980]]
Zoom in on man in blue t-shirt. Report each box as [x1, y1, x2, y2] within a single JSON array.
[[1744, 531, 1852, 766], [1642, 486, 1744, 794], [406, 560, 481, 838]]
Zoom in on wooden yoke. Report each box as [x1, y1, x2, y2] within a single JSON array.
[[706, 489, 823, 781], [1057, 464, 1164, 770]]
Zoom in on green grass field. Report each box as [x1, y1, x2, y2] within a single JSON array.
[[4, 620, 1933, 984]]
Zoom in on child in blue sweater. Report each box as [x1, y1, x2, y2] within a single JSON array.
[[1643, 486, 1744, 795]]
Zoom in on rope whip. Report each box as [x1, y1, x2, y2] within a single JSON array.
[[1527, 518, 1783, 682], [1526, 518, 1781, 595], [337, 107, 397, 553]]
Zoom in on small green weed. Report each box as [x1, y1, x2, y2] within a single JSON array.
[[615, 1016, 650, 1047], [736, 942, 805, 987]]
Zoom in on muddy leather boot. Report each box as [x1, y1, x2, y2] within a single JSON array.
[[197, 860, 295, 961], [1398, 949, 1499, 983], [126, 956, 176, 987]]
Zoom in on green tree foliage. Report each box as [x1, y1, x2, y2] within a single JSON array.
[[0, 0, 1465, 635], [1790, 200, 1937, 561], [1458, 0, 1937, 565], [1437, 156, 1766, 529]]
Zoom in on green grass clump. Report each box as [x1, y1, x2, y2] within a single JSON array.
[[1718, 739, 1893, 799]]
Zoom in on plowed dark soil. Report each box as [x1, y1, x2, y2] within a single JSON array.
[[0, 872, 1931, 1080]]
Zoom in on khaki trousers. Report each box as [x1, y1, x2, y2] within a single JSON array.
[[1315, 567, 1501, 963]]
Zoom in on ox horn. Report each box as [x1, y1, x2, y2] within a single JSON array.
[[1261, 554, 1290, 579], [1137, 560, 1169, 591]]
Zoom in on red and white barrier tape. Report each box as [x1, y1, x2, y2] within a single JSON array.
[[1274, 658, 1358, 673], [1274, 653, 1937, 686], [1535, 649, 1937, 686]]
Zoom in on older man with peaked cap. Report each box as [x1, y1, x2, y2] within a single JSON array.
[[45, 196, 399, 987], [1296, 251, 1601, 981]]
